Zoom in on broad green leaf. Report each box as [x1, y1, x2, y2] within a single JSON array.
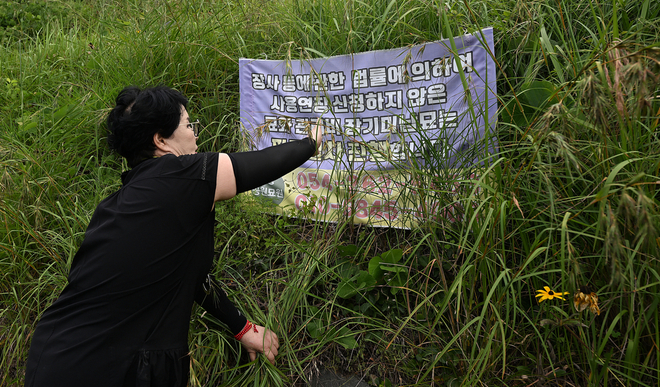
[[335, 327, 358, 349], [356, 271, 376, 290], [380, 248, 403, 264], [368, 256, 384, 281], [521, 80, 558, 109], [306, 321, 322, 339], [336, 280, 358, 299]]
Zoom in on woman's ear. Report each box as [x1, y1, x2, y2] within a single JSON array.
[[153, 132, 169, 154]]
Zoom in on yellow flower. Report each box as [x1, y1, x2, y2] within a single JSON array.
[[536, 286, 569, 302], [574, 290, 600, 316]]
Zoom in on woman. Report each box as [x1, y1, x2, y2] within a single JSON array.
[[25, 85, 321, 386]]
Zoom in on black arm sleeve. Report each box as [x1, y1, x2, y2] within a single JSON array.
[[228, 138, 316, 194], [194, 275, 247, 336]]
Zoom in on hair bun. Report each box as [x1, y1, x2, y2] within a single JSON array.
[[107, 87, 141, 151], [115, 86, 141, 114]]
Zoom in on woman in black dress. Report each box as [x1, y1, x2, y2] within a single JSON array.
[[25, 86, 321, 386]]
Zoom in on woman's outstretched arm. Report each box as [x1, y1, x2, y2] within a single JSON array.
[[214, 123, 322, 201]]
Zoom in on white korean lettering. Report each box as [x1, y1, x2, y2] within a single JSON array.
[[265, 74, 280, 91], [331, 95, 349, 114], [387, 65, 406, 84], [369, 67, 387, 87], [427, 83, 447, 105], [327, 71, 347, 91], [294, 118, 310, 135], [362, 117, 380, 136], [418, 111, 438, 130], [380, 115, 399, 134], [298, 96, 313, 113], [453, 52, 474, 73], [270, 96, 285, 112], [407, 87, 428, 107], [322, 118, 341, 135], [295, 74, 311, 92], [431, 57, 452, 77], [438, 109, 458, 128], [348, 93, 365, 113], [313, 95, 329, 114], [251, 73, 266, 90], [284, 96, 297, 113], [410, 61, 431, 82], [389, 141, 406, 161], [352, 69, 369, 89], [282, 75, 296, 92], [384, 90, 403, 109], [347, 142, 367, 162], [312, 73, 329, 91], [366, 140, 389, 163], [365, 91, 385, 111], [344, 118, 363, 136]]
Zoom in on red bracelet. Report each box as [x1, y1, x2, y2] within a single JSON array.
[[234, 320, 259, 340]]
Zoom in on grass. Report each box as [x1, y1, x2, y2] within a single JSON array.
[[1, 0, 660, 385]]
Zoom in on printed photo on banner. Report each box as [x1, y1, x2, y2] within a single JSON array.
[[240, 27, 498, 228]]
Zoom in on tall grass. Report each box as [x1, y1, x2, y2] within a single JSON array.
[[1, 0, 659, 385]]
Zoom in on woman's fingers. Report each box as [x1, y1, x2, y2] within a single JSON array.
[[310, 118, 323, 153], [268, 330, 279, 350], [264, 329, 278, 364], [240, 324, 280, 364]]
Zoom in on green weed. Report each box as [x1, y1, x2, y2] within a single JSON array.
[[1, 0, 660, 386]]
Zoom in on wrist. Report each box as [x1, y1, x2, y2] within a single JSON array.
[[234, 320, 259, 341]]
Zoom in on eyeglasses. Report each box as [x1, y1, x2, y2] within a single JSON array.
[[181, 120, 200, 137]]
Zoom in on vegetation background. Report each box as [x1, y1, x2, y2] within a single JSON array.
[[1, 0, 659, 386]]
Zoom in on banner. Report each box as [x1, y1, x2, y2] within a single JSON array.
[[239, 27, 497, 228]]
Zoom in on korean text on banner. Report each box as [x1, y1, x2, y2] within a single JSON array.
[[239, 27, 497, 228]]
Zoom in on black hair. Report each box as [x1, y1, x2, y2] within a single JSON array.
[[106, 86, 188, 168]]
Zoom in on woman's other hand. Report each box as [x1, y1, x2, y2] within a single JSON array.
[[239, 324, 280, 364]]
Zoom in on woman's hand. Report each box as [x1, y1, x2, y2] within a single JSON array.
[[239, 324, 280, 364], [311, 118, 323, 154]]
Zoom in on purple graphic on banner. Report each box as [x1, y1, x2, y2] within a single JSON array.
[[239, 28, 497, 173]]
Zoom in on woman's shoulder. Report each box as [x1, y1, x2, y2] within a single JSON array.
[[160, 152, 219, 181], [122, 152, 219, 186]]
